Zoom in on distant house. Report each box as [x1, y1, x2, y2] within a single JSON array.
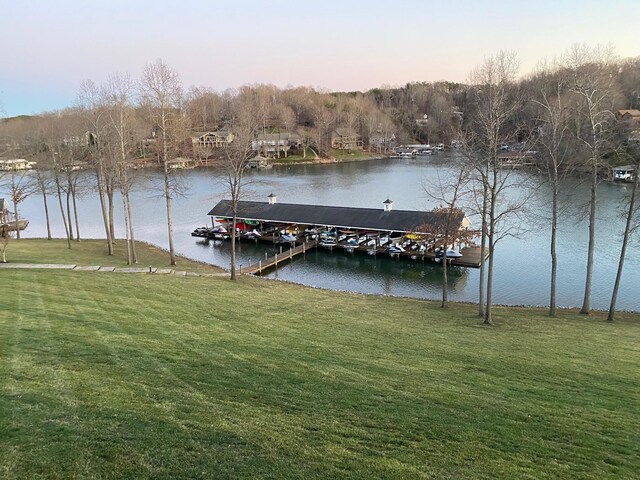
[[369, 133, 396, 152], [616, 109, 640, 125], [247, 155, 271, 168], [611, 165, 635, 182], [330, 128, 363, 150], [191, 131, 235, 149], [0, 158, 36, 171], [252, 132, 301, 157], [167, 157, 195, 170], [415, 114, 429, 127], [61, 160, 89, 172], [616, 110, 640, 142]]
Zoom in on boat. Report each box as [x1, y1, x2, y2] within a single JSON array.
[[435, 248, 463, 258], [319, 239, 338, 248], [211, 225, 229, 240], [386, 244, 406, 255], [191, 226, 211, 237], [280, 233, 298, 243], [244, 229, 262, 239]]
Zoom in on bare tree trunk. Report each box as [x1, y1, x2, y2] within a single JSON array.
[[39, 178, 52, 240], [230, 214, 237, 280], [163, 161, 176, 265], [107, 186, 115, 244], [478, 181, 488, 317], [608, 169, 638, 321], [14, 205, 20, 240], [126, 190, 137, 263], [66, 188, 74, 241], [122, 190, 132, 264], [550, 179, 558, 317], [484, 180, 497, 325], [55, 176, 71, 249], [71, 181, 80, 242], [580, 164, 597, 314], [96, 167, 113, 254], [441, 241, 449, 308]]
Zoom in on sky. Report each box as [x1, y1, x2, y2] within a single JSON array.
[[1, 0, 639, 117]]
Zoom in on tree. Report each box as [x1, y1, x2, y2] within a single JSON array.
[[104, 72, 139, 264], [608, 145, 640, 321], [422, 166, 471, 307], [467, 51, 527, 325], [77, 80, 116, 252], [566, 45, 620, 314], [221, 94, 260, 280], [140, 59, 184, 266], [4, 171, 37, 240], [0, 227, 13, 263], [531, 61, 574, 316]]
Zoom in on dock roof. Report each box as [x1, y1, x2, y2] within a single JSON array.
[[208, 200, 464, 233]]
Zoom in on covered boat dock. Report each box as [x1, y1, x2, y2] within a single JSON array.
[[205, 195, 484, 274]]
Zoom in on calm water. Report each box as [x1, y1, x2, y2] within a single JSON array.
[[17, 155, 640, 311]]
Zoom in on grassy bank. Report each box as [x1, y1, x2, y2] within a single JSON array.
[[3, 238, 224, 273], [0, 240, 639, 478]]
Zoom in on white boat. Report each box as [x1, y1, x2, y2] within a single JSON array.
[[319, 239, 338, 248], [244, 229, 261, 239], [386, 244, 406, 255], [436, 248, 463, 258], [280, 233, 298, 243]]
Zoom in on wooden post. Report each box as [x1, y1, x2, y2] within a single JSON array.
[[275, 253, 278, 268], [259, 260, 262, 273], [239, 265, 242, 274]]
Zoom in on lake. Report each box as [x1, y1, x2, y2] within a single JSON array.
[[16, 154, 640, 311]]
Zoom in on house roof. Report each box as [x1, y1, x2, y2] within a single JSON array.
[[208, 200, 464, 233], [332, 128, 359, 138], [617, 109, 640, 117], [193, 131, 231, 139], [613, 165, 636, 171], [257, 132, 296, 141]]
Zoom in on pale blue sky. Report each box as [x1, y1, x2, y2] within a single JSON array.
[[1, 0, 638, 117]]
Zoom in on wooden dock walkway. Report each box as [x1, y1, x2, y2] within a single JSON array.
[[241, 240, 318, 275]]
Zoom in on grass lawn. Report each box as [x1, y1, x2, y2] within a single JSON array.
[[3, 238, 223, 274], [331, 149, 380, 161], [273, 148, 318, 163], [1, 241, 639, 478]]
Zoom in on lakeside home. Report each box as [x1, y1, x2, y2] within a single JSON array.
[[0, 158, 36, 171]]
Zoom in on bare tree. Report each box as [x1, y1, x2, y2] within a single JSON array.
[[221, 95, 260, 280], [608, 146, 640, 321], [467, 51, 526, 325], [0, 227, 13, 263], [104, 72, 139, 264], [77, 80, 115, 253], [140, 59, 183, 265], [566, 45, 620, 314], [3, 171, 37, 240], [531, 61, 574, 316], [423, 166, 472, 307]]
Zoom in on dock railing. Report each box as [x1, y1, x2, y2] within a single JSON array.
[[241, 240, 318, 275]]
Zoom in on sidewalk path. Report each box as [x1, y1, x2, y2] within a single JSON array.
[[0, 263, 228, 277]]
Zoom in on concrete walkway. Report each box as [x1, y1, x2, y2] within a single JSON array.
[[0, 263, 228, 277]]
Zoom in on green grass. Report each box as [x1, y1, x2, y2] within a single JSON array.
[[273, 147, 318, 163], [4, 238, 223, 273], [1, 241, 639, 478], [331, 149, 380, 161]]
